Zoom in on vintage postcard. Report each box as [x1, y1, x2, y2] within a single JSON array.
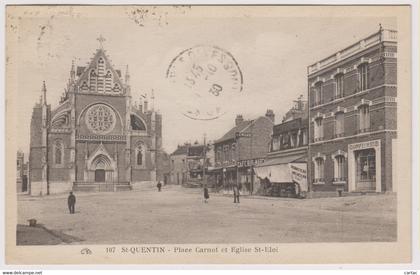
[[5, 5, 412, 264]]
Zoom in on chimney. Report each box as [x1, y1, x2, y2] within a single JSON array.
[[235, 114, 244, 126], [265, 109, 275, 123]]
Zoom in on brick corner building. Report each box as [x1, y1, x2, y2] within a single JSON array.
[[307, 27, 397, 196], [212, 110, 274, 194]]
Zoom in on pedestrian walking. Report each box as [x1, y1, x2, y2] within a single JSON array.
[[203, 185, 210, 203], [67, 191, 76, 214], [157, 181, 162, 192], [233, 183, 240, 203]]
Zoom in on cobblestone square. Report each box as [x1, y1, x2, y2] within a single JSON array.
[[17, 185, 397, 244]]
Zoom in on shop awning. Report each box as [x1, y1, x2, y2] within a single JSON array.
[[253, 155, 308, 192], [256, 154, 306, 167], [254, 163, 291, 183]]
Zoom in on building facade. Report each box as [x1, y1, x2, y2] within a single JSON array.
[[213, 111, 274, 194], [307, 28, 397, 195], [29, 43, 162, 195], [255, 97, 308, 197], [169, 145, 188, 185], [156, 150, 171, 185], [169, 142, 213, 186]]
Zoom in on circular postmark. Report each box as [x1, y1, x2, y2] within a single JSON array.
[[166, 45, 243, 120]]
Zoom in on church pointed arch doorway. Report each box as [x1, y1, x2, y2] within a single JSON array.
[[91, 154, 113, 183]]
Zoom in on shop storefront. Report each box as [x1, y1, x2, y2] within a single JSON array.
[[348, 139, 381, 192]]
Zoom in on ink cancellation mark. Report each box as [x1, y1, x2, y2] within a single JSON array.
[[166, 45, 243, 120]]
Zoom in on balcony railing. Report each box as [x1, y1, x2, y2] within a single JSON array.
[[313, 178, 325, 184], [308, 29, 397, 75], [333, 133, 344, 139], [313, 137, 324, 142], [333, 177, 347, 183], [357, 127, 371, 134]]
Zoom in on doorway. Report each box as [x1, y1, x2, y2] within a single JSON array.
[[355, 148, 376, 191], [95, 169, 106, 182]]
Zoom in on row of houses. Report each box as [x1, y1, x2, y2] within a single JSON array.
[[169, 27, 398, 198]]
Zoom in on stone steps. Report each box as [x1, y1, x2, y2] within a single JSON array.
[[73, 183, 132, 192]]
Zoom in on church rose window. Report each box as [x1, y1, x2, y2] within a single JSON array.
[[85, 104, 116, 134]]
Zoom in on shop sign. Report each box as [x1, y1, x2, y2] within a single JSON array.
[[235, 132, 252, 138], [237, 158, 265, 167], [288, 163, 308, 192], [348, 139, 380, 151]]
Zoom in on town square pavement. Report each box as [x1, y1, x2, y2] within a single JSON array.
[[17, 184, 397, 245]]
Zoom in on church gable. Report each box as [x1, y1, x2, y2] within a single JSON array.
[[76, 49, 125, 95]]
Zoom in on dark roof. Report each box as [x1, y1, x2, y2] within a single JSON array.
[[273, 118, 308, 136], [215, 120, 253, 143], [188, 145, 205, 157], [171, 145, 188, 156]]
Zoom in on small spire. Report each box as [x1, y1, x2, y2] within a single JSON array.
[[42, 81, 47, 105], [125, 65, 130, 85], [70, 60, 75, 81], [151, 89, 155, 110]]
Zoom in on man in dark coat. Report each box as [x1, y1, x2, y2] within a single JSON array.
[[67, 191, 76, 214], [157, 181, 162, 192], [203, 184, 210, 203], [233, 183, 240, 203]]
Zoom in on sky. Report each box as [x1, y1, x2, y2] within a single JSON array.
[[7, 6, 396, 157]]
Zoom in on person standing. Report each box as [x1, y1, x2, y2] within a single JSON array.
[[233, 183, 240, 203], [203, 184, 210, 203], [157, 181, 162, 192], [67, 191, 76, 214]]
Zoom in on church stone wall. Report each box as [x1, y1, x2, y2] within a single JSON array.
[[49, 181, 73, 194], [48, 132, 71, 182], [28, 46, 163, 194], [29, 106, 43, 183]]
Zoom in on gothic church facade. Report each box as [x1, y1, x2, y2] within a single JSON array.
[[29, 44, 162, 195]]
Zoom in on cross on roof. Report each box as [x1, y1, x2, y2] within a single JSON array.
[[97, 35, 106, 49]]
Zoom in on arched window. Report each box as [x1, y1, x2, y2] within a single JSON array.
[[137, 148, 143, 165], [97, 58, 105, 93], [136, 143, 146, 166], [54, 139, 64, 165], [81, 81, 89, 92], [358, 104, 370, 133], [89, 70, 97, 92], [130, 115, 146, 131], [314, 157, 325, 183], [334, 155, 346, 182], [105, 70, 112, 92], [113, 83, 121, 93]]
